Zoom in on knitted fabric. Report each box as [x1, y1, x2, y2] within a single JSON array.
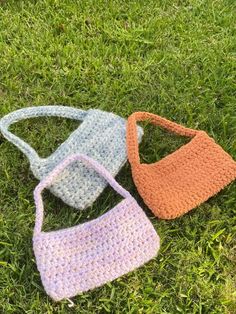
[[0, 106, 143, 209], [33, 154, 160, 301], [126, 111, 236, 219]]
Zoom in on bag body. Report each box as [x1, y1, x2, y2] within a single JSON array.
[[0, 106, 143, 209], [33, 154, 160, 301], [126, 111, 236, 219]]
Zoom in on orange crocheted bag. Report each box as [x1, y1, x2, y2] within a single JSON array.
[[126, 112, 236, 219]]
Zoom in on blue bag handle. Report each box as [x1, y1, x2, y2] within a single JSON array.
[[0, 106, 87, 161]]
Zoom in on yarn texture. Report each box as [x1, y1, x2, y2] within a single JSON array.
[[126, 111, 236, 219], [33, 154, 160, 301], [0, 106, 143, 209]]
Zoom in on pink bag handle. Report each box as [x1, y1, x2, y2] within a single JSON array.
[[33, 154, 132, 235]]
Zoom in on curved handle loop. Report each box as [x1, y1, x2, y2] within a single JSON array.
[[33, 153, 132, 235], [126, 111, 199, 165], [0, 106, 87, 161]]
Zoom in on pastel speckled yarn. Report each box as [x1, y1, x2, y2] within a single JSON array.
[[0, 106, 143, 209], [33, 154, 160, 301], [126, 111, 236, 219]]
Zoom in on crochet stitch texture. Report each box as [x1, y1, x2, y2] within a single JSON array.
[[33, 154, 160, 301], [0, 106, 143, 210], [126, 111, 236, 219]]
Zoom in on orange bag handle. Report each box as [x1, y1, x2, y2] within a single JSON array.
[[126, 111, 199, 165]]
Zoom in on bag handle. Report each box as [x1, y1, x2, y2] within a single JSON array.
[[126, 111, 199, 165], [0, 106, 87, 161], [33, 153, 132, 235]]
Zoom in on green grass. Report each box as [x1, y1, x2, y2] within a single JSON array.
[[0, 0, 236, 313]]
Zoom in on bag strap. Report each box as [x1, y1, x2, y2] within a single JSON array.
[[0, 106, 87, 161], [126, 111, 199, 165], [33, 153, 132, 235]]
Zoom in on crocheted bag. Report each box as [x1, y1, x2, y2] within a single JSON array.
[[0, 106, 143, 209], [33, 153, 160, 301], [126, 111, 236, 219]]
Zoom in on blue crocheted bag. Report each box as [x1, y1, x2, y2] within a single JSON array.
[[0, 106, 143, 209]]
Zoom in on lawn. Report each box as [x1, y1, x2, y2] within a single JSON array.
[[0, 0, 235, 313]]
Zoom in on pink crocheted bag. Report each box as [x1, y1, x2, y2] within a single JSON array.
[[33, 154, 160, 301]]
